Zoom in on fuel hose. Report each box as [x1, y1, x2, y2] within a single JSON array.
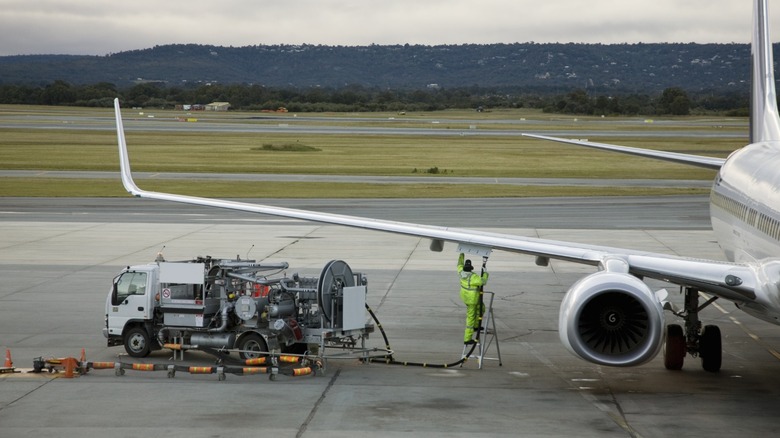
[[365, 303, 479, 368]]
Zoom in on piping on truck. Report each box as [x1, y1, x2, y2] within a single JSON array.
[[103, 255, 373, 359]]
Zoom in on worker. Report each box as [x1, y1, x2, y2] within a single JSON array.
[[457, 253, 489, 345]]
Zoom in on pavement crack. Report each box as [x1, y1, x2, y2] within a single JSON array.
[[601, 385, 642, 438], [263, 226, 325, 259], [375, 238, 424, 312], [522, 342, 644, 438], [297, 368, 341, 438], [0, 222, 104, 251], [0, 378, 53, 413]]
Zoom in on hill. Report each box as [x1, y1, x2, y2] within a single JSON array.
[[0, 42, 756, 93]]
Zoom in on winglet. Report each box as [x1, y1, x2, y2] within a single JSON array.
[[114, 98, 142, 196], [751, 0, 780, 143]]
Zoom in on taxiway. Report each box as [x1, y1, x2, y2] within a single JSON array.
[[2, 197, 780, 437]]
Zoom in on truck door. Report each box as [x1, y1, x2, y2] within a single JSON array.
[[106, 270, 152, 337]]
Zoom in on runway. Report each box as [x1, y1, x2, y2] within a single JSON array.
[[0, 106, 749, 140], [2, 197, 780, 437], [0, 195, 711, 229], [0, 170, 712, 189]]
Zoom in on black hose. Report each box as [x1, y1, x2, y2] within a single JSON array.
[[365, 303, 479, 368], [201, 302, 481, 370]]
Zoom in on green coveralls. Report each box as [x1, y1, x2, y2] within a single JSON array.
[[457, 253, 489, 343]]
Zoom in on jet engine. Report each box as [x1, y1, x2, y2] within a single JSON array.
[[558, 271, 665, 367]]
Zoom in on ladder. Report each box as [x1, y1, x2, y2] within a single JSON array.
[[461, 291, 502, 369]]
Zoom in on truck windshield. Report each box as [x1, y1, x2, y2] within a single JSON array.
[[114, 271, 148, 305]]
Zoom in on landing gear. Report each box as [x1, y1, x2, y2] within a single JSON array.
[[663, 287, 722, 372]]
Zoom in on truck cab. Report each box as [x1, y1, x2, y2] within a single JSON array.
[[104, 263, 159, 356]]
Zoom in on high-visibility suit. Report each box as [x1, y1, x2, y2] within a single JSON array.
[[457, 253, 489, 343]]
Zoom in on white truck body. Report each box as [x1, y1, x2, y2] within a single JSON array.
[[103, 257, 371, 359]]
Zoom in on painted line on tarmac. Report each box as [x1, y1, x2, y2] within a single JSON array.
[[705, 292, 780, 362]]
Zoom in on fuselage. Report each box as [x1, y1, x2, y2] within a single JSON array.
[[710, 141, 780, 262], [710, 140, 780, 324]]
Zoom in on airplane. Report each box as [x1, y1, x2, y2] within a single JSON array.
[[113, 0, 780, 373]]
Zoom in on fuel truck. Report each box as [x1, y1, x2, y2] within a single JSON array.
[[103, 255, 372, 359]]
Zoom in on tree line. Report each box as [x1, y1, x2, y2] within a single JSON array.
[[0, 80, 750, 116]]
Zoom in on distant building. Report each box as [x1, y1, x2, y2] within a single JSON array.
[[206, 102, 231, 111], [175, 104, 206, 111]]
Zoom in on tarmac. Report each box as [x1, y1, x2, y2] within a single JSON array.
[[2, 197, 780, 437]]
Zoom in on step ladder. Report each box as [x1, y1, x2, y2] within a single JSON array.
[[461, 291, 502, 369]]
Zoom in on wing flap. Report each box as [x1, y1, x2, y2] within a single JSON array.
[[627, 255, 757, 301]]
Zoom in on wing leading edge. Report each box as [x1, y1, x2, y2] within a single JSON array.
[[113, 98, 758, 306]]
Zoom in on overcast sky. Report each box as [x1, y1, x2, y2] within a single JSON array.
[[0, 1, 773, 56]]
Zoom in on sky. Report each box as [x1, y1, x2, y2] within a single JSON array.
[[0, 0, 773, 56]]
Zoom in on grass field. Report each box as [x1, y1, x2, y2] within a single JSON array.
[[0, 104, 744, 197]]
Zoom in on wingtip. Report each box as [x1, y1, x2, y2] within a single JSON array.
[[114, 98, 142, 196]]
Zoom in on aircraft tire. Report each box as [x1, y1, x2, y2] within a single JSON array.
[[700, 324, 722, 372], [664, 324, 685, 370]]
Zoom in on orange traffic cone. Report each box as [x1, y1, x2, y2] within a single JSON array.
[[3, 349, 12, 368]]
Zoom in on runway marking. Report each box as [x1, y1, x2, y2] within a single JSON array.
[[700, 292, 780, 362], [728, 316, 780, 361], [711, 300, 730, 314]]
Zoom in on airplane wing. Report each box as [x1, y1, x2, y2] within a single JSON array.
[[522, 133, 726, 170], [114, 98, 756, 304]]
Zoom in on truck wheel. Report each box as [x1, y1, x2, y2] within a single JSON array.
[[124, 327, 151, 358], [238, 333, 268, 360]]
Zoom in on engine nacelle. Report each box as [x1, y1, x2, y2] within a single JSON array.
[[559, 271, 665, 367]]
